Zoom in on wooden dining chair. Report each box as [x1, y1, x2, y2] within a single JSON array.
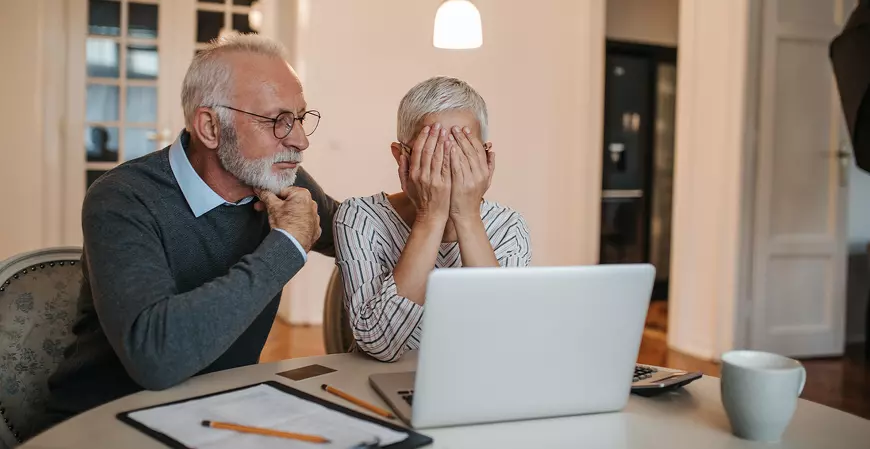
[[322, 266, 355, 354]]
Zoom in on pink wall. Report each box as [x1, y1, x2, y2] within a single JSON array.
[[0, 2, 51, 260], [606, 0, 679, 46]]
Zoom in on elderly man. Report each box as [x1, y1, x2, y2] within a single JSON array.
[[43, 33, 337, 426]]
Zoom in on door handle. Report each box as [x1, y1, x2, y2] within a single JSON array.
[[835, 141, 851, 187], [147, 128, 174, 148], [602, 190, 643, 199]]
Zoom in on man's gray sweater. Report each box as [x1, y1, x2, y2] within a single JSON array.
[[45, 143, 337, 424]]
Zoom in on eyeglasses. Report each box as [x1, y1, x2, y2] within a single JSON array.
[[215, 105, 321, 138], [398, 140, 492, 155]]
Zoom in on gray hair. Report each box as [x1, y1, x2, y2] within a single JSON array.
[[181, 32, 290, 130], [397, 76, 489, 144]]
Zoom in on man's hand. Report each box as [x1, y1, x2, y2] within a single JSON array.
[[255, 187, 321, 252], [400, 124, 452, 224], [448, 126, 495, 222]]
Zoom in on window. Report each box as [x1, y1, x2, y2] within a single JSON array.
[[85, 0, 160, 187]]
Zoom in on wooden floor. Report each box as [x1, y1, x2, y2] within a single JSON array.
[[260, 310, 870, 421], [260, 321, 326, 362]]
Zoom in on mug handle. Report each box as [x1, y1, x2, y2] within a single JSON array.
[[797, 365, 806, 396]]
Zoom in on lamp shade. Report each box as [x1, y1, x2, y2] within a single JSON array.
[[433, 0, 482, 49], [248, 1, 264, 31]]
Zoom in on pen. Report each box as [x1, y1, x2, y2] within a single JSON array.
[[201, 420, 330, 443], [321, 384, 396, 419]]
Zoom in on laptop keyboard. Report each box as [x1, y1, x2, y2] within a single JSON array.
[[396, 365, 658, 405]]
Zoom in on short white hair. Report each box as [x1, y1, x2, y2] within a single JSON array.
[[397, 76, 488, 144], [181, 32, 290, 130]]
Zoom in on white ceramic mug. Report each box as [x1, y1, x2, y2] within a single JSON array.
[[720, 350, 806, 442]]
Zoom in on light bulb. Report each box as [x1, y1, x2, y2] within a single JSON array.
[[433, 0, 482, 49], [248, 1, 264, 32]]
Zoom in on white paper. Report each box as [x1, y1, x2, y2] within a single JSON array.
[[127, 384, 408, 449]]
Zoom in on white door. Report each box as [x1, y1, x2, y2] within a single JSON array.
[[750, 0, 854, 357], [62, 0, 265, 244]]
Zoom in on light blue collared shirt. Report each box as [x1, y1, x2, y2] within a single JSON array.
[[168, 131, 307, 262]]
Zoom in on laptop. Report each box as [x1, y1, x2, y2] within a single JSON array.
[[369, 264, 656, 429]]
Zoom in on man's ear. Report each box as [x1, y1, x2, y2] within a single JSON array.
[[390, 142, 403, 165], [192, 107, 221, 150]]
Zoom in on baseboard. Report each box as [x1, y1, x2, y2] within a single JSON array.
[[643, 327, 667, 342], [666, 338, 718, 362]]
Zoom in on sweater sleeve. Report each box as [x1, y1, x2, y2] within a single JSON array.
[[333, 204, 423, 362], [83, 183, 306, 390], [294, 167, 340, 258]]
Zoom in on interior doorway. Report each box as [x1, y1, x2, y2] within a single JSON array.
[[599, 41, 677, 308]]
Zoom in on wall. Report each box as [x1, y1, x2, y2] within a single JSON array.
[[0, 3, 43, 259], [0, 1, 66, 261], [606, 0, 679, 46], [281, 0, 606, 323], [667, 0, 754, 360]]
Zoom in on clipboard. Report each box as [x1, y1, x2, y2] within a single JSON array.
[[116, 380, 433, 449]]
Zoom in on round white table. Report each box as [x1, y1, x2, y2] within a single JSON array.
[[23, 352, 870, 449]]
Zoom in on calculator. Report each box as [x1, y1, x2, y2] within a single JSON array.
[[630, 364, 703, 397]]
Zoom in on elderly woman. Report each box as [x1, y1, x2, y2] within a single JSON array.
[[333, 76, 532, 362]]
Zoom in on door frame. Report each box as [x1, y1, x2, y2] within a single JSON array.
[[63, 0, 88, 247], [35, 0, 73, 250]]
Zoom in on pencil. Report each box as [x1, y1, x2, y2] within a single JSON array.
[[321, 384, 396, 419], [201, 420, 330, 443]]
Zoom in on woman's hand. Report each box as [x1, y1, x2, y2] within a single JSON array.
[[393, 124, 453, 304], [448, 126, 495, 222], [399, 123, 452, 224]]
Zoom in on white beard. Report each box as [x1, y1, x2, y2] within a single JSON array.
[[217, 123, 302, 194]]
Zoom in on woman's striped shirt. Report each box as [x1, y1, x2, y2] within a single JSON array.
[[333, 192, 532, 362]]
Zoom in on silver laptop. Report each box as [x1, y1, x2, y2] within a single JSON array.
[[369, 264, 655, 428]]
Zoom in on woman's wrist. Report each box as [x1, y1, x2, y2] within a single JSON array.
[[450, 211, 483, 229], [415, 207, 449, 225], [451, 216, 485, 241], [413, 211, 448, 232]]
